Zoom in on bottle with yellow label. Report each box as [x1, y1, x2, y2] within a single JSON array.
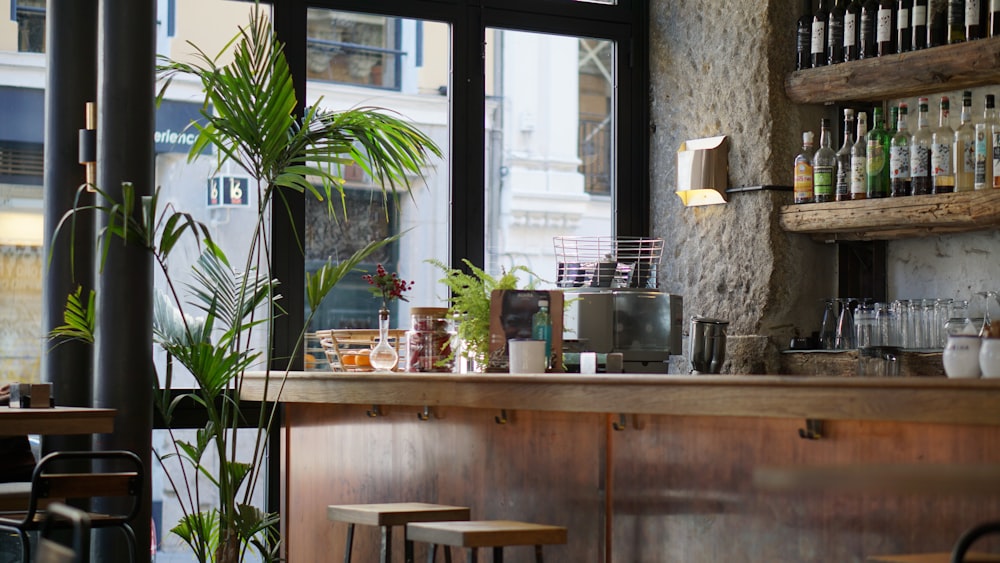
[[794, 131, 816, 204]]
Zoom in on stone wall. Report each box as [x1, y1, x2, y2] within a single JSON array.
[[650, 0, 835, 374]]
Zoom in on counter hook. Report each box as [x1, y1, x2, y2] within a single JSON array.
[[612, 414, 628, 431], [495, 409, 508, 424], [417, 406, 433, 421], [798, 418, 823, 440], [366, 405, 383, 418]]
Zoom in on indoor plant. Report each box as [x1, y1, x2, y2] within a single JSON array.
[[51, 5, 440, 562]]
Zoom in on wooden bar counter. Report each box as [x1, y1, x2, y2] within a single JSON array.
[[244, 372, 1000, 562]]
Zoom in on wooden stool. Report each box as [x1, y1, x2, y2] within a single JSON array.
[[406, 520, 567, 563], [327, 502, 470, 563]]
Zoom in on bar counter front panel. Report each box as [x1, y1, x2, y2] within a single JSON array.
[[244, 372, 1000, 562]]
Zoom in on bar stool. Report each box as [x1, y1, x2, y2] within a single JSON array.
[[327, 502, 470, 563], [406, 520, 567, 563]]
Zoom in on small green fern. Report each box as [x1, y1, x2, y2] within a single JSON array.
[[427, 259, 535, 367]]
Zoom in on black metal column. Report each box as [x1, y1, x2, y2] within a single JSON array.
[[92, 0, 156, 560], [41, 0, 97, 456]]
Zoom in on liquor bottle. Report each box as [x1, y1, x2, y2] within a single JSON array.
[[948, 0, 966, 42], [967, 0, 985, 38], [531, 300, 552, 369], [890, 103, 912, 196], [860, 0, 880, 57], [814, 118, 837, 202], [991, 94, 1000, 188], [846, 0, 864, 59], [932, 96, 956, 193], [829, 0, 848, 64], [912, 0, 929, 48], [898, 0, 914, 50], [851, 111, 870, 199], [797, 0, 814, 70], [794, 131, 816, 203], [975, 94, 995, 190], [911, 97, 934, 195], [954, 91, 976, 191], [929, 0, 949, 45], [867, 106, 892, 198], [813, 0, 830, 67], [836, 108, 856, 201], [991, 0, 1000, 36], [877, 0, 897, 54], [795, 0, 812, 70], [890, 105, 900, 136]]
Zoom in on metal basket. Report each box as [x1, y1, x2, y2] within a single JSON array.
[[552, 236, 664, 288]]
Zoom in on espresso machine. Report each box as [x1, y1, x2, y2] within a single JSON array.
[[554, 236, 683, 373]]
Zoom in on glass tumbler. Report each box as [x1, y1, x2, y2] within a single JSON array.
[[819, 299, 837, 350], [854, 302, 877, 348], [835, 298, 856, 350]]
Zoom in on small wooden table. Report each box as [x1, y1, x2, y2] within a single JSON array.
[[0, 406, 116, 436]]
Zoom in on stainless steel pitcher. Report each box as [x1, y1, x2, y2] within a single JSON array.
[[689, 316, 728, 374]]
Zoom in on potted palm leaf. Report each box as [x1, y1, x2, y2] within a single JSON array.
[[51, 5, 440, 563]]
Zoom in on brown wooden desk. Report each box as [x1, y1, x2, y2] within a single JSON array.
[[0, 406, 116, 436]]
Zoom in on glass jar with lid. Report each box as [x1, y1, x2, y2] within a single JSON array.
[[406, 307, 456, 372]]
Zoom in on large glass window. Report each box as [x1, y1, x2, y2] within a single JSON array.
[[14, 0, 46, 53]]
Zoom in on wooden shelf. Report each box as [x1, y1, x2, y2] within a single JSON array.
[[778, 190, 1000, 241], [785, 37, 1000, 104]]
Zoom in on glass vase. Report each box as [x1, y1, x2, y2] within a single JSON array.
[[369, 308, 398, 371]]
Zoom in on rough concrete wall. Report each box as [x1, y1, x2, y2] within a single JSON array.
[[650, 0, 836, 374]]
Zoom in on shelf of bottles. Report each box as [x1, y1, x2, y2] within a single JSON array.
[[779, 189, 1000, 241], [790, 0, 1000, 104]]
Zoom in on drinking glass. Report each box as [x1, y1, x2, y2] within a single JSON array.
[[854, 301, 877, 348], [873, 302, 894, 346], [933, 298, 953, 348], [892, 299, 910, 348], [835, 298, 856, 350], [974, 291, 999, 338], [944, 299, 972, 337], [819, 299, 837, 350]]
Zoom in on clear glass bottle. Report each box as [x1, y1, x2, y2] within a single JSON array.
[[794, 131, 816, 203], [890, 102, 912, 196], [955, 90, 976, 191], [814, 118, 837, 202], [836, 108, 855, 201], [975, 94, 995, 190], [932, 96, 955, 193], [911, 97, 933, 194], [866, 106, 891, 198], [369, 308, 399, 371], [851, 111, 869, 199], [531, 299, 551, 369]]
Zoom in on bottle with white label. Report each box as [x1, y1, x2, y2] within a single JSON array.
[[851, 111, 869, 199], [975, 94, 995, 190], [814, 118, 837, 202], [846, 0, 863, 59], [955, 90, 976, 191], [890, 103, 911, 196], [911, 97, 933, 195], [898, 0, 913, 51], [813, 0, 831, 67], [836, 108, 855, 201], [794, 131, 816, 204], [877, 0, 897, 54], [912, 0, 929, 49], [932, 96, 955, 193]]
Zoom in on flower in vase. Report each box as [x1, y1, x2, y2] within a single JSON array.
[[362, 263, 412, 312]]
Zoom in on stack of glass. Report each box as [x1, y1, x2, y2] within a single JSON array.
[[819, 297, 979, 351]]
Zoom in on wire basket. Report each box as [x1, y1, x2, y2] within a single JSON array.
[[552, 236, 664, 288]]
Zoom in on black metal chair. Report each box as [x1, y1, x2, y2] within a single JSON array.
[[0, 450, 142, 563], [33, 502, 90, 563], [951, 520, 1000, 563]]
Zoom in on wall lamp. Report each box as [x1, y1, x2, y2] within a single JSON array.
[[676, 135, 729, 206]]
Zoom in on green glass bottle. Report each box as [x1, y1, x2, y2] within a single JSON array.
[[866, 106, 892, 198]]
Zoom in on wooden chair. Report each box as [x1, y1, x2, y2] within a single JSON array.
[[406, 520, 567, 563], [327, 502, 470, 563], [34, 502, 91, 563], [316, 329, 408, 372], [0, 450, 142, 563]]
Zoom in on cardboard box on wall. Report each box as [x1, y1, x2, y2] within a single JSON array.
[[488, 289, 563, 372]]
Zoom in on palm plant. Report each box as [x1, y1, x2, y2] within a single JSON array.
[[51, 6, 440, 563]]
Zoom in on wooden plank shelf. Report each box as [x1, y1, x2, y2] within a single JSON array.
[[785, 36, 1000, 104], [778, 190, 1000, 241]]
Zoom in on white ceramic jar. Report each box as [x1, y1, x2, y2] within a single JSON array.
[[943, 334, 982, 379], [979, 338, 1000, 378]]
